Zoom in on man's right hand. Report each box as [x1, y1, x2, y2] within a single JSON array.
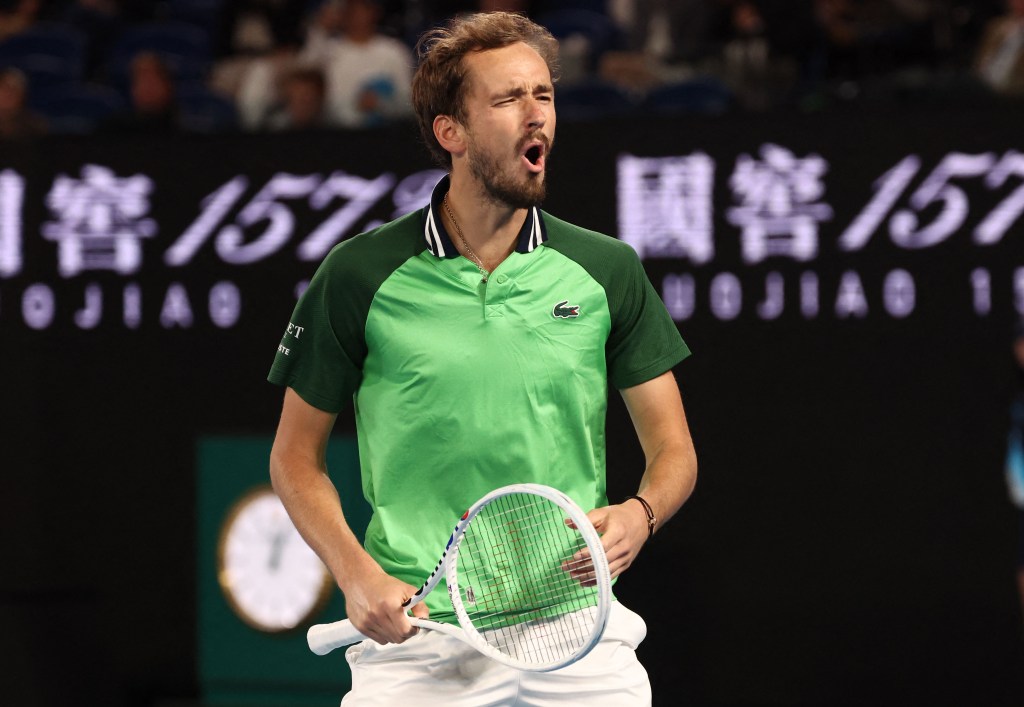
[[341, 565, 431, 645]]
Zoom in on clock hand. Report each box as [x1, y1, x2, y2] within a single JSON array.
[[268, 529, 290, 572]]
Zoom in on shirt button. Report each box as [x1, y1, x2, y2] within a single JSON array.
[[496, 274, 509, 284]]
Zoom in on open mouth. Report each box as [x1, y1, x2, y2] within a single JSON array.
[[521, 141, 546, 172]]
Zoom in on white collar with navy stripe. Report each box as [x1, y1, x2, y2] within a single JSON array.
[[423, 175, 548, 258]]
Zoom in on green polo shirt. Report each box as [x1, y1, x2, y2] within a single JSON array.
[[269, 176, 689, 623]]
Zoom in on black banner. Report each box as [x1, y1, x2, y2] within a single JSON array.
[[3, 108, 1023, 706]]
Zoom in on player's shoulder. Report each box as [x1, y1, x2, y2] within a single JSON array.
[[318, 209, 426, 280], [541, 211, 640, 272]]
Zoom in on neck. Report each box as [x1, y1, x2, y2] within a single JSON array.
[[444, 175, 529, 272]]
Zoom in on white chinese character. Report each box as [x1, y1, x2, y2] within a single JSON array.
[[43, 164, 157, 277], [617, 153, 715, 263], [727, 144, 833, 264], [0, 169, 25, 277]]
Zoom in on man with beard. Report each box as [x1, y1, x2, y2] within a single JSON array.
[[267, 11, 697, 705]]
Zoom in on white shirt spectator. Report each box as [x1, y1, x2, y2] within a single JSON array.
[[311, 35, 414, 128], [234, 0, 415, 131]]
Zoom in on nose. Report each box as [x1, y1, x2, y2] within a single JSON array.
[[526, 97, 547, 130]]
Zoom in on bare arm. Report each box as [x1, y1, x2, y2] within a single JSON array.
[[269, 387, 427, 644], [587, 370, 697, 578]]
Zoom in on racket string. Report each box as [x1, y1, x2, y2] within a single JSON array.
[[455, 493, 602, 665]]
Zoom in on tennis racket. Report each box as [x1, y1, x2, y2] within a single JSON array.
[[306, 483, 612, 672]]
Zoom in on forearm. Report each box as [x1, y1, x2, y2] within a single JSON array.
[[269, 448, 380, 593], [269, 387, 422, 644], [633, 436, 697, 534], [620, 370, 698, 536]]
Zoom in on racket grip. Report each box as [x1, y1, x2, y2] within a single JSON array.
[[307, 619, 369, 655]]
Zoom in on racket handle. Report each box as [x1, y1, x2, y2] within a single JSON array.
[[307, 619, 368, 655]]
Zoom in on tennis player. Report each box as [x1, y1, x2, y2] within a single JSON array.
[[268, 11, 698, 705]]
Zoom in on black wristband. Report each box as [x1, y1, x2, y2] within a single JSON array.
[[625, 494, 657, 539]]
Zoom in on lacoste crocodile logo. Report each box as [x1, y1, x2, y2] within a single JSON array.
[[552, 300, 581, 319]]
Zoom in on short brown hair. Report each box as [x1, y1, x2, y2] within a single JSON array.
[[412, 12, 560, 168], [283, 65, 326, 94]]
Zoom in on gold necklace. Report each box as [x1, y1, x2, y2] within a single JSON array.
[[443, 194, 489, 283]]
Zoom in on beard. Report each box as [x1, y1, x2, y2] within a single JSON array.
[[466, 132, 552, 209]]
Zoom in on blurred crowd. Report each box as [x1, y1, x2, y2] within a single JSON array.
[[1, 0, 1023, 139]]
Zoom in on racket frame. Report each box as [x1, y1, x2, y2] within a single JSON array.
[[445, 483, 612, 671], [306, 483, 612, 671]]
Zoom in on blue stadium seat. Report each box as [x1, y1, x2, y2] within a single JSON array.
[[0, 23, 86, 88], [108, 22, 211, 62], [176, 83, 238, 133], [105, 22, 211, 91], [166, 0, 225, 28], [642, 77, 735, 115], [538, 9, 621, 70], [555, 79, 636, 121], [29, 84, 125, 134]]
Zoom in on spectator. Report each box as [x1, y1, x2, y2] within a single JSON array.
[[305, 0, 413, 127], [234, 45, 298, 129], [301, 0, 346, 63], [99, 51, 181, 134], [236, 0, 413, 130], [266, 64, 330, 131], [0, 0, 39, 41], [720, 1, 793, 110], [217, 0, 305, 58], [812, 0, 941, 83], [0, 66, 46, 138], [629, 0, 720, 65], [975, 0, 1024, 95], [601, 0, 726, 92]]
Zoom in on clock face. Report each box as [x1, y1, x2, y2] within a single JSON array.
[[218, 486, 333, 633]]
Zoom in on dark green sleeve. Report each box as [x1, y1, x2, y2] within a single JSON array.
[[267, 245, 366, 413], [605, 244, 691, 389], [267, 210, 428, 411]]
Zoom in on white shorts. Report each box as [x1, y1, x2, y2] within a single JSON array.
[[340, 601, 652, 706]]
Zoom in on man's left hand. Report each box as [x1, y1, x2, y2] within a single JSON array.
[[586, 501, 651, 579]]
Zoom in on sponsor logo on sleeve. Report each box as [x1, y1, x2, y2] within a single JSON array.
[[277, 321, 306, 355]]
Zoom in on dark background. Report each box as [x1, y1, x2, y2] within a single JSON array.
[[2, 108, 1024, 706]]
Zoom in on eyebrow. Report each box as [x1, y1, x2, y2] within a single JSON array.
[[492, 84, 554, 101]]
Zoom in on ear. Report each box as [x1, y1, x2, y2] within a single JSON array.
[[433, 115, 466, 159]]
